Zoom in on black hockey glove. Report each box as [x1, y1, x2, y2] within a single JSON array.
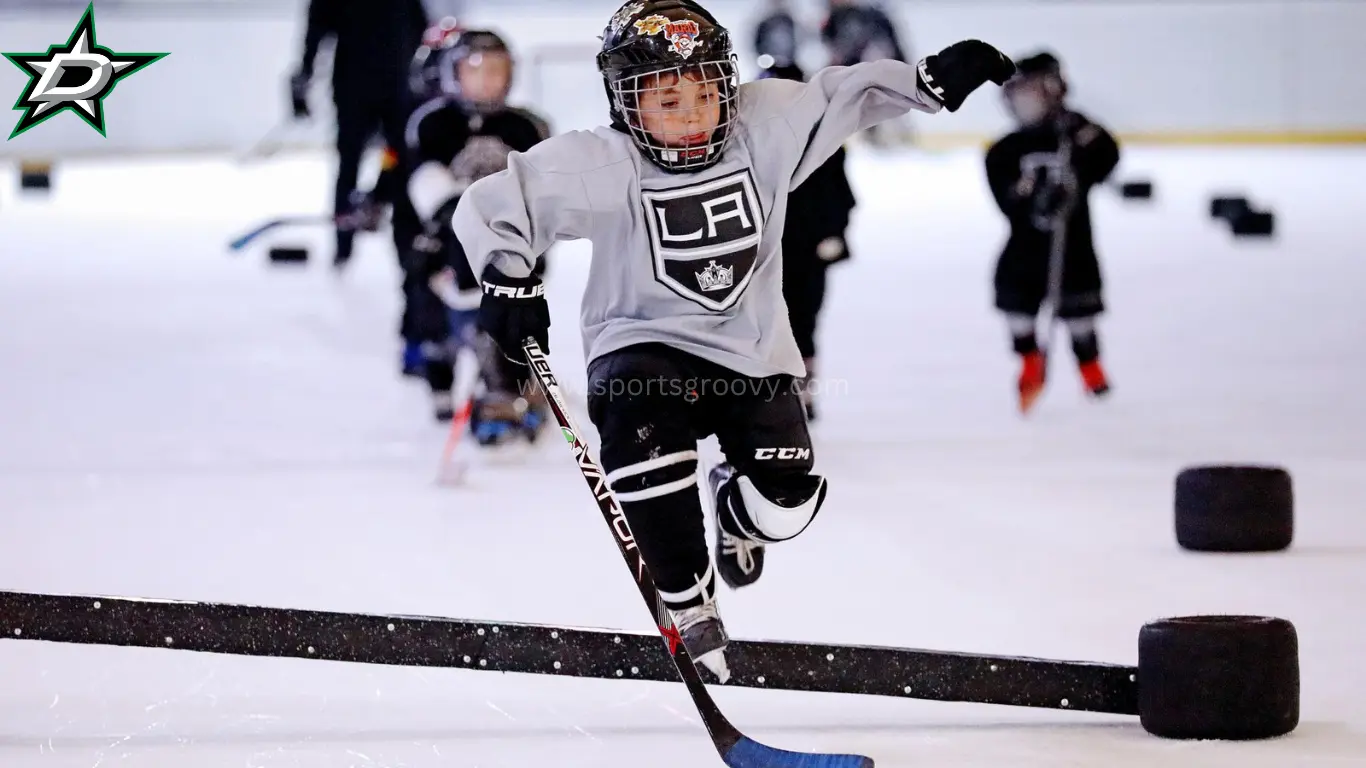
[[478, 263, 550, 364], [916, 40, 1016, 112]]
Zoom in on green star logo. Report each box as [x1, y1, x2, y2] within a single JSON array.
[[4, 3, 168, 140]]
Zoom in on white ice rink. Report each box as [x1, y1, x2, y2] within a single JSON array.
[[1, 144, 1364, 767]]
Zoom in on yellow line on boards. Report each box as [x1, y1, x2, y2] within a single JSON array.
[[906, 130, 1366, 150]]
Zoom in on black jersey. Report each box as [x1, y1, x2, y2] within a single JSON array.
[[984, 111, 1119, 314], [299, 0, 428, 97], [406, 98, 552, 195]]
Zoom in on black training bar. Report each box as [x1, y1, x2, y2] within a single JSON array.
[[0, 590, 1136, 715]]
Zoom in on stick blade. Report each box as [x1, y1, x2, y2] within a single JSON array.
[[228, 220, 285, 251], [724, 737, 874, 768]]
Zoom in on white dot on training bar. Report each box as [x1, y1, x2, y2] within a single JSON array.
[[164, 637, 173, 645], [554, 661, 562, 670], [307, 646, 316, 654], [1130, 674, 1137, 682], [826, 653, 834, 662], [551, 631, 559, 639], [479, 660, 487, 667], [92, 601, 101, 609], [904, 686, 912, 694], [477, 628, 485, 636], [387, 623, 395, 631], [12, 628, 20, 636], [757, 676, 766, 684], [990, 664, 998, 672], [613, 636, 621, 644], [463, 655, 471, 663], [1061, 698, 1070, 707], [616, 670, 623, 677], [631, 666, 639, 674], [492, 626, 499, 633]]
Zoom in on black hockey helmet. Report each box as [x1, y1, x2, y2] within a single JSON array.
[[597, 0, 739, 173], [440, 29, 515, 114], [1002, 50, 1068, 125]]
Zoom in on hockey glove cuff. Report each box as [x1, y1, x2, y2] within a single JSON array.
[[478, 263, 550, 365], [917, 40, 1015, 112]]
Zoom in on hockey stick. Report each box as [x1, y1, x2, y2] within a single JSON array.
[[521, 337, 874, 768], [436, 346, 482, 486], [227, 215, 333, 252], [1035, 126, 1077, 358]]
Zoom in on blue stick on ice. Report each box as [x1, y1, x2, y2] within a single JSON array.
[[522, 338, 876, 768], [724, 737, 874, 767]]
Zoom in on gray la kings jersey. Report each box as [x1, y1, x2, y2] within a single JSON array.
[[451, 59, 941, 378]]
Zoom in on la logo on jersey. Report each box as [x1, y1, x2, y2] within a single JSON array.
[[642, 169, 763, 311], [4, 3, 167, 140]]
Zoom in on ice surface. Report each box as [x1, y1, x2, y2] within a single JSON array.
[[1, 144, 1364, 767]]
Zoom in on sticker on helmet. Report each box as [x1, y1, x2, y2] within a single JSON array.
[[633, 14, 701, 59], [609, 2, 645, 34]]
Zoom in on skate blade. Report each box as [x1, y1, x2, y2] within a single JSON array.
[[695, 646, 731, 684]]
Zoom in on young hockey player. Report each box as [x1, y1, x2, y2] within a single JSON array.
[[984, 51, 1120, 413], [452, 0, 1012, 679], [758, 61, 857, 422], [406, 29, 553, 440]]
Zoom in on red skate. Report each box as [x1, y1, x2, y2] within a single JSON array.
[[1018, 351, 1046, 414], [1079, 359, 1111, 397]]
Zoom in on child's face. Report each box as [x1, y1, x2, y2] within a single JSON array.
[[633, 68, 722, 149], [458, 51, 512, 105]]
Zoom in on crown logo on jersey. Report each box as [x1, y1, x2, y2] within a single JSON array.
[[695, 260, 733, 292]]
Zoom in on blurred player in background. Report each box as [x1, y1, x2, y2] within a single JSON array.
[[757, 61, 857, 423], [984, 52, 1120, 414], [819, 0, 913, 145], [405, 29, 554, 441], [752, 0, 801, 70], [820, 0, 906, 66], [289, 0, 429, 268]]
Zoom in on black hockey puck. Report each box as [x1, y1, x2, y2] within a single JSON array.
[[1230, 209, 1275, 237], [1174, 465, 1292, 552], [1138, 615, 1299, 740], [1119, 180, 1153, 200], [268, 246, 309, 264], [19, 160, 52, 192], [1210, 196, 1250, 220]]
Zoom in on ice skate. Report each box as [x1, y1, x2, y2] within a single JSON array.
[[1079, 359, 1111, 398], [708, 463, 765, 589], [431, 390, 455, 422], [470, 392, 546, 446], [401, 340, 426, 378], [671, 600, 731, 683], [1018, 350, 1047, 414]]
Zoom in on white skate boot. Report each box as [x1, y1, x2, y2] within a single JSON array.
[[670, 600, 731, 683]]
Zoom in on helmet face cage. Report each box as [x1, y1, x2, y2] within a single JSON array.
[[606, 55, 737, 173]]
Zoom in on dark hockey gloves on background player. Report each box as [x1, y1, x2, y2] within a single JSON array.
[[916, 40, 1016, 112], [478, 263, 550, 365]]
